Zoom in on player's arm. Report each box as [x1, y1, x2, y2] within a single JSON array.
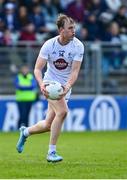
[[62, 60, 82, 96], [67, 60, 82, 87], [65, 42, 84, 92], [66, 60, 81, 88], [34, 56, 48, 96]]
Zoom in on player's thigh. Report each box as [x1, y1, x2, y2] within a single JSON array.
[[48, 98, 68, 114], [45, 103, 55, 124]]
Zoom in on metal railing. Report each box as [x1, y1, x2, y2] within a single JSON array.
[[0, 41, 127, 95]]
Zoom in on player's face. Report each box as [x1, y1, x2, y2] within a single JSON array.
[[62, 21, 75, 40]]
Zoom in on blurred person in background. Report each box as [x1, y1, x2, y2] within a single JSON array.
[[19, 22, 36, 41], [58, 0, 74, 12], [0, 17, 5, 45], [104, 0, 122, 12], [52, 0, 65, 13], [83, 12, 100, 41], [30, 4, 52, 42], [41, 0, 58, 36], [121, 0, 127, 5], [16, 14, 84, 163], [17, 6, 31, 29], [3, 28, 13, 45], [0, 0, 4, 15], [19, 0, 41, 12], [1, 2, 18, 31], [30, 4, 49, 34], [66, 0, 85, 23], [113, 5, 127, 34], [102, 21, 127, 73], [86, 0, 107, 16], [15, 65, 38, 128], [79, 25, 89, 41], [66, 0, 85, 35]]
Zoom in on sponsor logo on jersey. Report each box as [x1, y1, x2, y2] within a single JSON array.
[[53, 59, 68, 70]]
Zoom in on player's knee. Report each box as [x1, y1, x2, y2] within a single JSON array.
[[37, 121, 43, 128], [37, 121, 51, 131], [46, 122, 51, 131], [57, 109, 68, 119]]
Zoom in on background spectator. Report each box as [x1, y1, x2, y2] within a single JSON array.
[[2, 2, 18, 31], [0, 17, 5, 45], [41, 0, 58, 35], [105, 0, 122, 12], [15, 65, 38, 128], [17, 6, 31, 29], [86, 0, 107, 16], [113, 5, 127, 34], [66, 0, 85, 23], [19, 22, 36, 41], [0, 0, 126, 45], [83, 13, 100, 41], [58, 0, 74, 12], [102, 22, 127, 73], [0, 0, 4, 15], [30, 5, 48, 33], [3, 28, 13, 45]]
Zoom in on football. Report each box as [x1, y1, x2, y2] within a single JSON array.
[[45, 81, 63, 100]]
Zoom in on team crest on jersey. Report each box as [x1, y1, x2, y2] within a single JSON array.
[[53, 59, 68, 70], [59, 50, 65, 57]]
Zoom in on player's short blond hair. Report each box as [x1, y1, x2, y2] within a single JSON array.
[[56, 14, 74, 29]]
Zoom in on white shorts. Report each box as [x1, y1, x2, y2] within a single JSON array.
[[65, 89, 72, 101]]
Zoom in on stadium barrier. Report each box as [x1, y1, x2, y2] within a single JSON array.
[[1, 41, 127, 95], [0, 95, 126, 132]]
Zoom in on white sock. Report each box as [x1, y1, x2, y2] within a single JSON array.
[[23, 128, 30, 137], [48, 145, 56, 154]]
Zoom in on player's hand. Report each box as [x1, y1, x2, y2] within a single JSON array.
[[58, 84, 71, 99], [39, 82, 49, 98]]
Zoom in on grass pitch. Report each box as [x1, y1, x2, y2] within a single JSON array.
[[0, 131, 127, 179]]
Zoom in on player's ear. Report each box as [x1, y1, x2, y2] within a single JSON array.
[[59, 27, 64, 33]]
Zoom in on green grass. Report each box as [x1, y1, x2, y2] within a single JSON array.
[[0, 131, 127, 179]]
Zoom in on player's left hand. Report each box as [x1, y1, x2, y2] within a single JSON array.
[[58, 85, 70, 99]]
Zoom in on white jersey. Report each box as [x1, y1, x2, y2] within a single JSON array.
[[39, 36, 84, 85]]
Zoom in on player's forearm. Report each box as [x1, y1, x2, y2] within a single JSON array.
[[34, 68, 43, 87], [66, 71, 78, 89], [66, 61, 81, 90]]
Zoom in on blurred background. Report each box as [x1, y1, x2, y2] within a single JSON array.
[[0, 0, 127, 131]]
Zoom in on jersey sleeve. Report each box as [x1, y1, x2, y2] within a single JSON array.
[[38, 40, 50, 60], [73, 42, 84, 62]]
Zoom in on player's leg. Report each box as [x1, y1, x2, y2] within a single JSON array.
[[27, 103, 55, 135], [16, 103, 55, 153], [47, 98, 68, 162], [49, 98, 68, 145]]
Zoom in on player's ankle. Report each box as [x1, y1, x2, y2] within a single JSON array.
[[23, 127, 29, 137], [48, 144, 56, 154]]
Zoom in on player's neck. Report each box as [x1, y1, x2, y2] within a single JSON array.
[[58, 36, 70, 45]]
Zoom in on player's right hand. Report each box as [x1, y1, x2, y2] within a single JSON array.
[[39, 82, 49, 98]]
